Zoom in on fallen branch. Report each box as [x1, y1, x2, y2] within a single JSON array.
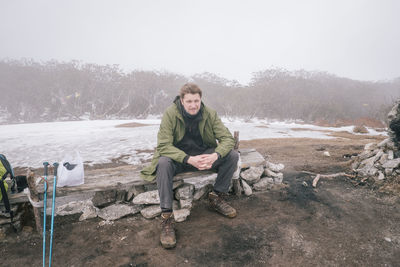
[[312, 174, 321, 188], [311, 172, 356, 187]]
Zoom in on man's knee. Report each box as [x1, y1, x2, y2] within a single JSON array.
[[157, 156, 174, 171], [226, 150, 239, 164]]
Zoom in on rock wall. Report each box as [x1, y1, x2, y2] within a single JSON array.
[[352, 138, 399, 181], [48, 156, 285, 223], [352, 100, 400, 183], [388, 99, 400, 152]]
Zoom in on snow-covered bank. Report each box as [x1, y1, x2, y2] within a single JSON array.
[[1, 119, 385, 168]]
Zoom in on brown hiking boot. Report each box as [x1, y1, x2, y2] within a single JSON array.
[[208, 191, 237, 218], [160, 212, 176, 249]]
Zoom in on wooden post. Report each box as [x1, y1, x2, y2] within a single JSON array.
[[27, 169, 42, 235], [234, 131, 239, 150], [232, 131, 242, 195]]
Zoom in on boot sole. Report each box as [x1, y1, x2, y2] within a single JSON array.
[[208, 206, 237, 218], [161, 242, 176, 249]]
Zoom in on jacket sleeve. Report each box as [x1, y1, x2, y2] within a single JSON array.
[[157, 109, 187, 163], [211, 112, 235, 158]]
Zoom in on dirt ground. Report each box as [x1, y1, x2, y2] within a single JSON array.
[[2, 132, 400, 266]]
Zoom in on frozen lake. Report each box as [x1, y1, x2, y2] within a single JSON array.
[[1, 118, 385, 168]]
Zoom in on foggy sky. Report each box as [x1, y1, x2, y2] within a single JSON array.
[[1, 0, 399, 84]]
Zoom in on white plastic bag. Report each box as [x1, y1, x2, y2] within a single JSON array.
[[57, 151, 84, 187]]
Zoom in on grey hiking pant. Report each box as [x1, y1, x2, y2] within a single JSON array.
[[156, 149, 239, 211]]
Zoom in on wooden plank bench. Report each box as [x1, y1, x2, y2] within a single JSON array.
[[36, 148, 264, 196], [2, 148, 265, 233], [2, 148, 265, 204]]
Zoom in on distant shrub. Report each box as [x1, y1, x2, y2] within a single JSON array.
[[353, 125, 369, 133], [354, 117, 385, 128]]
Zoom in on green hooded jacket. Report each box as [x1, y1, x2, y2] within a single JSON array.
[[140, 97, 235, 181]]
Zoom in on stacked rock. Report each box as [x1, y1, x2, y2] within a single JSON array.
[[240, 161, 285, 194], [352, 138, 400, 181], [352, 100, 400, 182], [132, 173, 216, 222]]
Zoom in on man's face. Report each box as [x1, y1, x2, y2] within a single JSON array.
[[181, 93, 201, 116]]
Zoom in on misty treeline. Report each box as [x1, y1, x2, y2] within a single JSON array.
[[0, 59, 399, 125]]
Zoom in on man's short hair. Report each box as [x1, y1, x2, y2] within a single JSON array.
[[179, 83, 202, 99]]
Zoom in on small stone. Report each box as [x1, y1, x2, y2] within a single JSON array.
[[377, 171, 385, 181], [274, 173, 284, 184], [357, 157, 378, 176], [356, 165, 378, 177], [323, 151, 331, 157], [379, 153, 389, 165], [264, 169, 279, 177], [368, 167, 379, 176], [173, 209, 190, 222], [265, 162, 285, 172], [98, 204, 142, 221], [98, 220, 114, 226], [253, 178, 274, 191], [384, 237, 392, 242], [364, 142, 377, 151], [55, 200, 92, 216], [232, 178, 243, 195], [359, 157, 374, 169], [388, 150, 394, 160], [359, 150, 377, 161], [377, 138, 390, 148], [92, 190, 117, 208], [302, 181, 309, 187], [140, 205, 162, 219], [193, 185, 212, 201], [241, 179, 253, 196], [386, 140, 396, 150], [385, 168, 393, 176], [126, 185, 145, 201], [382, 158, 400, 169], [79, 203, 98, 221], [173, 180, 184, 190], [240, 166, 264, 184], [351, 160, 360, 171], [116, 190, 127, 202], [132, 190, 160, 205], [372, 150, 384, 163], [179, 199, 193, 209], [239, 149, 265, 168], [175, 184, 195, 200]]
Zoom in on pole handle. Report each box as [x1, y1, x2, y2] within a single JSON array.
[[43, 162, 49, 176], [53, 162, 59, 176]]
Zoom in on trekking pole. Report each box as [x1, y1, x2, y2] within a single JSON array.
[[49, 162, 58, 267], [42, 162, 49, 267]]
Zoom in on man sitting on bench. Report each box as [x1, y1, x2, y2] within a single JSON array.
[[140, 83, 239, 249]]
